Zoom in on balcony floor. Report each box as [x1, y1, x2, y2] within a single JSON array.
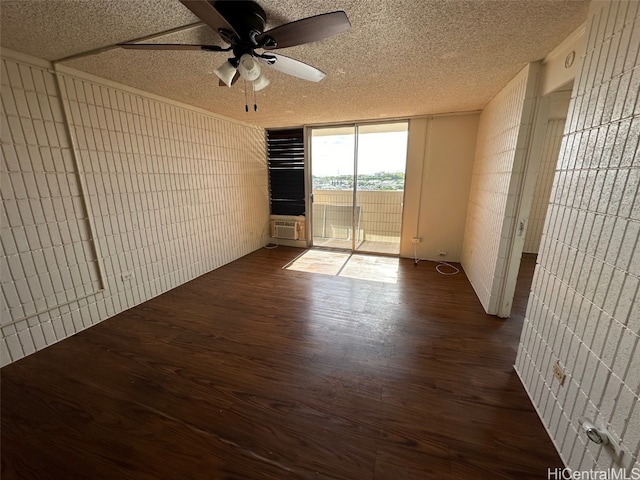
[[312, 238, 400, 255]]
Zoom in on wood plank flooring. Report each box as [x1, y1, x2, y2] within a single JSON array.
[[1, 247, 559, 479]]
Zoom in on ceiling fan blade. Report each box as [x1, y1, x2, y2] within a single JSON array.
[[179, 0, 238, 39], [118, 43, 225, 51], [256, 11, 350, 50], [260, 54, 326, 82]]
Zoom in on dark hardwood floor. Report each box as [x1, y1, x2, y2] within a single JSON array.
[[1, 247, 557, 479]]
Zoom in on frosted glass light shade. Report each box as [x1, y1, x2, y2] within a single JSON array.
[[253, 74, 270, 91], [214, 60, 236, 87], [237, 54, 261, 81]]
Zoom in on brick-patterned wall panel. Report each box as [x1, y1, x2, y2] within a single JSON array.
[[0, 59, 102, 327], [0, 55, 268, 366], [515, 1, 640, 472], [462, 64, 538, 313]]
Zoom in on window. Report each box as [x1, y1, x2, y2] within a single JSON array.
[[267, 128, 305, 216]]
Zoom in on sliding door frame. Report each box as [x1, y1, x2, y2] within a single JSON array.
[[306, 119, 409, 254]]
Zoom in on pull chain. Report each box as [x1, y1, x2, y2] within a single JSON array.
[[244, 79, 248, 112], [253, 82, 257, 112]]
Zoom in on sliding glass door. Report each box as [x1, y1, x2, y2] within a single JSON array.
[[310, 126, 356, 251], [310, 122, 408, 254]]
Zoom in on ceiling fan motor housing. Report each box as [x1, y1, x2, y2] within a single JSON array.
[[213, 1, 267, 41]]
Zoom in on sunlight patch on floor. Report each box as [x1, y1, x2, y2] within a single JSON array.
[[286, 249, 351, 276], [285, 250, 399, 284], [339, 254, 399, 283]]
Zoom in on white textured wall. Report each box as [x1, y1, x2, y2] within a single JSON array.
[[524, 118, 567, 253], [0, 52, 268, 366], [515, 1, 640, 472], [401, 114, 479, 261], [461, 65, 538, 313]]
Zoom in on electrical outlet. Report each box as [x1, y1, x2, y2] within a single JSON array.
[[412, 237, 421, 244], [121, 271, 134, 282], [438, 249, 447, 257], [552, 361, 566, 385]]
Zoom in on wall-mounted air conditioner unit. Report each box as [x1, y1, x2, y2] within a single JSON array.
[[270, 220, 304, 240]]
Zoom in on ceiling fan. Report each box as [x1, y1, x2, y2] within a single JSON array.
[[118, 0, 351, 93]]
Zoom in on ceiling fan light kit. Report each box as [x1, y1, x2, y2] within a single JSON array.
[[117, 0, 351, 110], [253, 74, 270, 92], [237, 54, 261, 81], [214, 59, 238, 87]]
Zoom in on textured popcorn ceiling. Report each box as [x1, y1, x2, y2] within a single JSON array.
[[0, 0, 589, 128]]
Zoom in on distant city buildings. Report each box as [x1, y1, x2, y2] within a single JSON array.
[[313, 172, 405, 191]]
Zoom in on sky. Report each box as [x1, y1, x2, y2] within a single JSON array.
[[311, 130, 409, 177]]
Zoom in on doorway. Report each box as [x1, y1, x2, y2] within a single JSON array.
[[505, 82, 573, 317], [309, 122, 409, 255]]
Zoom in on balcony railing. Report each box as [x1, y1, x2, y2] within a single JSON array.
[[312, 190, 403, 253]]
